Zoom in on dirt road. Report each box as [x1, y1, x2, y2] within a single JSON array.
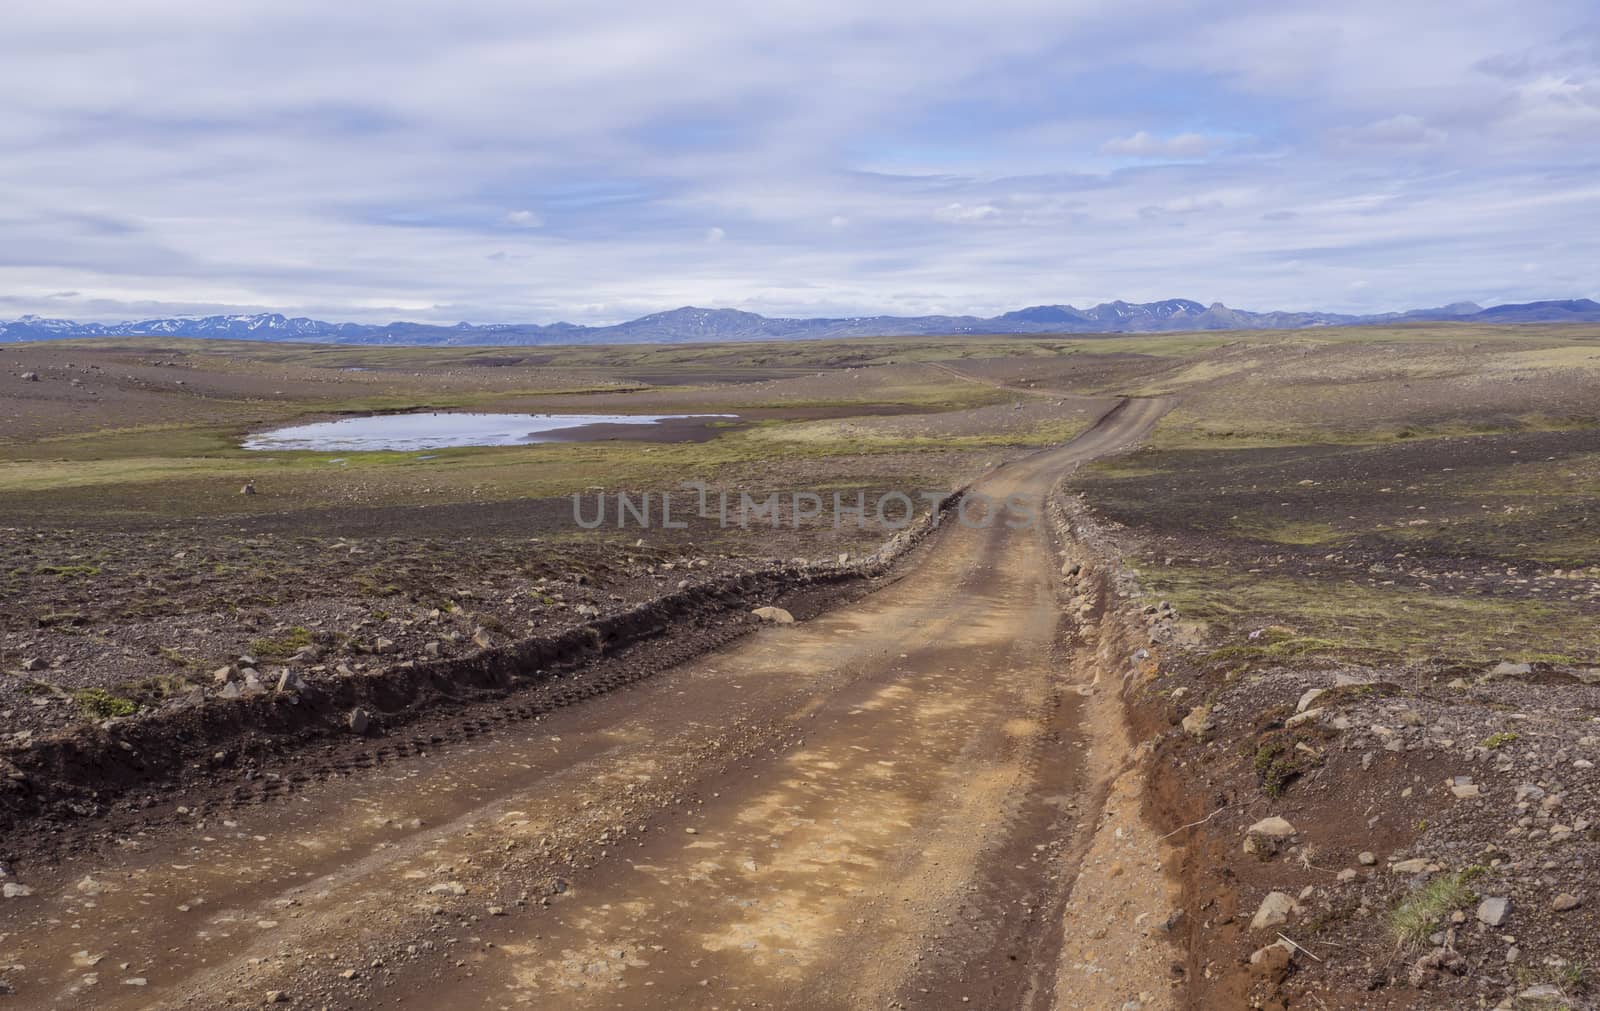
[[0, 398, 1170, 1011]]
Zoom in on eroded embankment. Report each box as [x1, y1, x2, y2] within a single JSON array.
[[1038, 476, 1190, 1011], [1054, 489, 1600, 1011], [0, 494, 961, 839]]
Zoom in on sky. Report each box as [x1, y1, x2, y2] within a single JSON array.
[[2, 0, 1598, 325]]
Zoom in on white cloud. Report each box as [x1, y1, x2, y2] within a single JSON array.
[[934, 202, 1001, 223], [1329, 114, 1448, 148], [0, 0, 1594, 323], [1101, 131, 1222, 158], [704, 226, 726, 243]]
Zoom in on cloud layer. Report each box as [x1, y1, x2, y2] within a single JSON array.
[[2, 0, 1597, 323]]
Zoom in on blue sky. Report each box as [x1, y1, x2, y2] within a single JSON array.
[[2, 0, 1597, 324]]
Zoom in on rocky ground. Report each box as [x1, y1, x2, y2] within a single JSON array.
[[1073, 422, 1600, 1009], [0, 511, 885, 743]]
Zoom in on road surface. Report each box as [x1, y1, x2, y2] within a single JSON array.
[[0, 397, 1170, 1010]]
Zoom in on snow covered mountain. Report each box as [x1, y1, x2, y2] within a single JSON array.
[[2, 299, 1596, 346]]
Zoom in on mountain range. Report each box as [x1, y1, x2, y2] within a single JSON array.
[[3, 298, 1598, 346]]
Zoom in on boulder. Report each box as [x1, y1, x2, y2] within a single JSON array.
[[1244, 817, 1297, 858], [1476, 896, 1510, 927], [1247, 816, 1296, 838], [1250, 891, 1299, 930], [751, 606, 795, 624]]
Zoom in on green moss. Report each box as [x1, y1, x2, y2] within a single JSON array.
[[248, 626, 313, 658], [72, 687, 138, 720], [1480, 731, 1520, 749]]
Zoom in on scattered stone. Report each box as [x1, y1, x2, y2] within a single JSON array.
[[1476, 896, 1510, 927], [76, 875, 109, 896], [373, 637, 396, 655], [1285, 708, 1323, 728], [1295, 688, 1325, 713], [347, 708, 372, 735], [471, 627, 493, 649], [1358, 851, 1377, 866], [3, 882, 33, 898], [1243, 817, 1296, 858], [1391, 858, 1431, 874], [1181, 705, 1213, 739], [265, 992, 289, 1005], [1410, 947, 1467, 988], [1510, 984, 1567, 1005], [1250, 891, 1298, 930], [20, 657, 46, 672], [1488, 660, 1531, 678], [1552, 893, 1581, 912], [751, 606, 795, 624], [425, 881, 467, 896]]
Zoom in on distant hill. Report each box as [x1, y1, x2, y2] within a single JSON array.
[[3, 298, 1597, 346]]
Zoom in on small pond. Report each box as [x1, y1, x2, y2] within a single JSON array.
[[243, 412, 737, 451]]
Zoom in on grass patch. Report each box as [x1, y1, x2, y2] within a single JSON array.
[[1480, 731, 1520, 749], [248, 626, 313, 658], [34, 563, 100, 578], [72, 687, 138, 720], [1390, 869, 1482, 948], [1128, 566, 1600, 665], [1202, 631, 1342, 672], [1251, 732, 1323, 797]]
